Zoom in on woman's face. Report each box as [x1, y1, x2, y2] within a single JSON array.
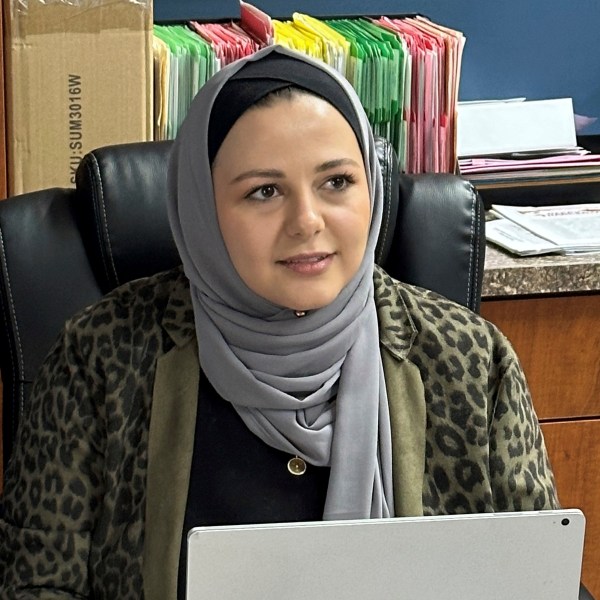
[[212, 93, 371, 312]]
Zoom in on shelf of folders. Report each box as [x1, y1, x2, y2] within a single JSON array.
[[153, 1, 466, 174]]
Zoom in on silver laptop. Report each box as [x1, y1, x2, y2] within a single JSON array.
[[186, 509, 585, 600]]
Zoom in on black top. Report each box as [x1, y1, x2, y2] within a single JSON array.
[[177, 374, 331, 598]]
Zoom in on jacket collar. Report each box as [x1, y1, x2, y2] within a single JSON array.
[[373, 265, 417, 361], [161, 266, 196, 348]]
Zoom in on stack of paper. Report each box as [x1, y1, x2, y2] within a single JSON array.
[[240, 1, 273, 46], [457, 98, 600, 188], [153, 21, 260, 140], [272, 14, 349, 74], [376, 16, 465, 174], [153, 25, 219, 140], [457, 98, 578, 158], [487, 204, 600, 256], [271, 15, 402, 161], [461, 152, 600, 185], [269, 11, 465, 173], [152, 4, 467, 175], [189, 21, 260, 66]]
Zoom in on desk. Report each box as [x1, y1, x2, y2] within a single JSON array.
[[481, 246, 600, 597]]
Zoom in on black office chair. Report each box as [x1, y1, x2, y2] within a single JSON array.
[[0, 137, 485, 469], [1, 137, 594, 600]]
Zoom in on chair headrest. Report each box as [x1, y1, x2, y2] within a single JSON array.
[[75, 137, 399, 293]]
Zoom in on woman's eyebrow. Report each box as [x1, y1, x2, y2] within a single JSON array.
[[315, 158, 361, 172], [228, 158, 360, 184], [230, 169, 285, 184]]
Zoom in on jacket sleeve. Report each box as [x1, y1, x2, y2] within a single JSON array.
[[0, 316, 105, 599], [487, 338, 560, 512]]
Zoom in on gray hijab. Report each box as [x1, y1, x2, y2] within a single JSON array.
[[167, 45, 394, 520]]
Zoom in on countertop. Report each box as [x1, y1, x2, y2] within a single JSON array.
[[482, 244, 600, 298]]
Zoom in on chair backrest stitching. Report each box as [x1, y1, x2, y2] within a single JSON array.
[[473, 182, 484, 304], [86, 159, 113, 285], [0, 225, 26, 429], [88, 154, 120, 287], [466, 184, 475, 308], [466, 181, 483, 310], [376, 143, 393, 264], [473, 195, 482, 306]]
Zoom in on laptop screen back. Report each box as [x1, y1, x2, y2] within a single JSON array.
[[187, 509, 585, 600]]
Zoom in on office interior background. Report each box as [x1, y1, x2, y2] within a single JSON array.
[[0, 0, 599, 597]]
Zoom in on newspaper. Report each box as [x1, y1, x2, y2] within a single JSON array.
[[486, 204, 600, 256]]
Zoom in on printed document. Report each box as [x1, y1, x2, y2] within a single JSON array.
[[488, 204, 600, 255]]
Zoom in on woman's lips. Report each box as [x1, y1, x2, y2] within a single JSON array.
[[277, 253, 335, 275]]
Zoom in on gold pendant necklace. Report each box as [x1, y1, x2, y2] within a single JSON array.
[[287, 455, 307, 476]]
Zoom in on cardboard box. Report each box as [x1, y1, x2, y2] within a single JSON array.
[[4, 0, 153, 196]]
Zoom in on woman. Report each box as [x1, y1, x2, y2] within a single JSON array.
[[0, 46, 558, 599]]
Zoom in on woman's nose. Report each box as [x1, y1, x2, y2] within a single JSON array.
[[284, 192, 324, 238]]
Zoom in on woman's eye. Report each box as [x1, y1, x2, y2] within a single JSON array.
[[325, 173, 356, 191], [246, 184, 280, 201]]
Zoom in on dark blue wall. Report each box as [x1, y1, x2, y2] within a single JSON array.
[[154, 0, 600, 134]]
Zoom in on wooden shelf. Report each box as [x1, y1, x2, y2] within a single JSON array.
[[482, 293, 600, 597], [481, 294, 600, 419], [542, 419, 600, 595]]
